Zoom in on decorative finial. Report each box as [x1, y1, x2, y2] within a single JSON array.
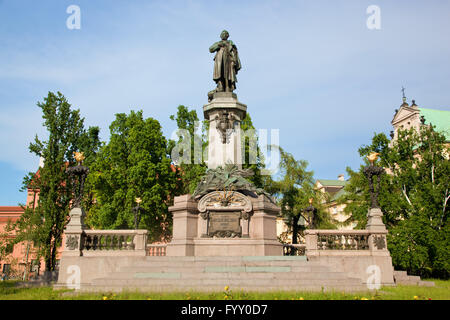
[[367, 152, 380, 165], [390, 131, 394, 139], [401, 86, 406, 103], [411, 99, 417, 107], [73, 151, 85, 165]]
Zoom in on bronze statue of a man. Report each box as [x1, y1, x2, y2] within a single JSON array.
[[209, 30, 241, 93]]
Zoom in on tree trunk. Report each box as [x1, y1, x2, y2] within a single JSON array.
[[292, 216, 299, 244]]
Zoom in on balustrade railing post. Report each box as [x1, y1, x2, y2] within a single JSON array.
[[133, 230, 148, 255], [62, 207, 86, 257], [305, 230, 318, 256]]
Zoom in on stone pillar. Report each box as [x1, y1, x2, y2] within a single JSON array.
[[62, 207, 85, 257], [366, 207, 387, 232], [166, 194, 199, 256], [133, 230, 148, 254], [366, 207, 389, 254], [305, 230, 318, 256], [241, 217, 250, 238], [249, 194, 283, 255], [249, 195, 279, 239], [203, 92, 247, 169]]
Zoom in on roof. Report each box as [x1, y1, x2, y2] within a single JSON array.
[[419, 108, 450, 140], [330, 188, 348, 202], [0, 206, 24, 222], [0, 206, 24, 213], [316, 179, 347, 187]]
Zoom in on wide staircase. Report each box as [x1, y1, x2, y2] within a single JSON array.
[[82, 256, 368, 292]]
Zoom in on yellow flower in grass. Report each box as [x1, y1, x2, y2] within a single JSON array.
[[299, 297, 304, 300], [414, 296, 419, 300], [102, 296, 108, 300], [361, 297, 369, 300], [224, 286, 229, 291]]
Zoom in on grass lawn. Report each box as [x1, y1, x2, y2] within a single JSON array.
[[0, 279, 448, 300]]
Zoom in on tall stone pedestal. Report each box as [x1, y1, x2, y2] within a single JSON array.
[[204, 92, 247, 169], [166, 193, 283, 256], [61, 207, 86, 257], [366, 207, 386, 232]]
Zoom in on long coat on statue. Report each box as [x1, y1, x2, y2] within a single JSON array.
[[209, 40, 241, 90]]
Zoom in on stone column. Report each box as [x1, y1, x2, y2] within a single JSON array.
[[62, 207, 85, 257], [133, 229, 148, 255], [166, 194, 199, 256], [305, 230, 318, 256], [366, 207, 389, 254], [203, 92, 247, 169], [366, 207, 387, 232]]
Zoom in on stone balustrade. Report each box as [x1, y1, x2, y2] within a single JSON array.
[[305, 229, 388, 255], [63, 221, 148, 257], [146, 243, 167, 256], [282, 243, 306, 256]]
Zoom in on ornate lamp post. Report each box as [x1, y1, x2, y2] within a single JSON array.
[[132, 197, 144, 229], [363, 152, 384, 209], [63, 152, 89, 256], [363, 152, 387, 234], [66, 152, 89, 209]]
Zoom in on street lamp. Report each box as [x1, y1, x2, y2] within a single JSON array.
[[303, 198, 318, 229], [132, 197, 144, 229], [363, 152, 384, 209], [66, 152, 89, 209]]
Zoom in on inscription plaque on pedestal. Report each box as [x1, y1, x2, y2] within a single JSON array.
[[208, 211, 241, 237]]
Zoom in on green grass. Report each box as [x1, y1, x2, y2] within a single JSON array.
[[0, 280, 448, 300]]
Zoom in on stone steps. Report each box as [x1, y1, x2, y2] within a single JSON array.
[[393, 270, 435, 287], [82, 256, 368, 292], [131, 260, 312, 268], [142, 256, 308, 261], [98, 271, 358, 281], [119, 265, 331, 273], [92, 277, 363, 286], [81, 284, 367, 293]]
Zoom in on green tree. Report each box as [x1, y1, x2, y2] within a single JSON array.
[[88, 110, 178, 242], [339, 125, 449, 278], [169, 105, 208, 194], [269, 148, 336, 244], [3, 92, 100, 272], [240, 113, 266, 189]]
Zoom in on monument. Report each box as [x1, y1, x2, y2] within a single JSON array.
[[55, 32, 408, 291], [166, 31, 283, 256]]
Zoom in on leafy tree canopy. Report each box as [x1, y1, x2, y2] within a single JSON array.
[[338, 125, 449, 278], [87, 110, 178, 242], [269, 148, 336, 244], [2, 92, 100, 271]]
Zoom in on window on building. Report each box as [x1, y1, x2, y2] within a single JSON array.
[[5, 243, 14, 254], [2, 264, 11, 275]]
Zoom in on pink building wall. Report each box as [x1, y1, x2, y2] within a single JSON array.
[[0, 186, 63, 279]]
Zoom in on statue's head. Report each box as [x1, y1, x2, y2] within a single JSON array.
[[220, 30, 229, 40]]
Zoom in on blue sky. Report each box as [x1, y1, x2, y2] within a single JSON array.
[[0, 0, 449, 205]]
